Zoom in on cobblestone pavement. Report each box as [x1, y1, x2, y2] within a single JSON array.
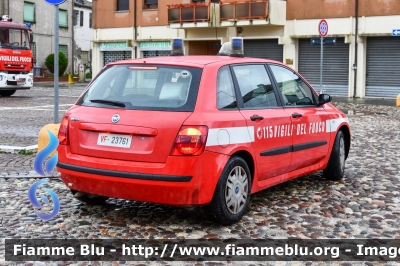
[[0, 90, 400, 266]]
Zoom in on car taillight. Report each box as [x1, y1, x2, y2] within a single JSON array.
[[171, 126, 208, 156], [58, 116, 69, 145]]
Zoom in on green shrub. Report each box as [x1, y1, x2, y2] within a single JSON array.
[[44, 52, 68, 77], [86, 72, 92, 79]]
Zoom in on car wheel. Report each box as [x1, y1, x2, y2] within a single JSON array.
[[71, 190, 109, 204], [323, 130, 346, 180], [205, 156, 251, 225], [0, 90, 16, 97]]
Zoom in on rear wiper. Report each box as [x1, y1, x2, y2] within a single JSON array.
[[90, 99, 126, 107]]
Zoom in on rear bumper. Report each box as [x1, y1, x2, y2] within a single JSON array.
[[57, 146, 229, 205], [57, 162, 192, 182]]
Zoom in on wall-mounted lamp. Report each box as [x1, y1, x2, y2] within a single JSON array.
[[237, 27, 243, 34]]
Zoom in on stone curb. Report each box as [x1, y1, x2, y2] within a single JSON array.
[[0, 144, 38, 154]]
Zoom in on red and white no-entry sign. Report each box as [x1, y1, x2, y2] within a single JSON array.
[[319, 20, 328, 37]]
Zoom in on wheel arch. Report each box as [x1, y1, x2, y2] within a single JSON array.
[[230, 150, 255, 184], [339, 125, 351, 159]]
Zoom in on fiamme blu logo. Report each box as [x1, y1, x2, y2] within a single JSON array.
[[28, 180, 60, 220], [29, 130, 60, 220]]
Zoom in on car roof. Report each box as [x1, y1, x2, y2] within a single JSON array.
[[107, 55, 282, 68]]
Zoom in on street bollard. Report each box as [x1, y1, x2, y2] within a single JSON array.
[[68, 74, 75, 84], [79, 64, 85, 83], [38, 124, 60, 154], [397, 94, 400, 107]]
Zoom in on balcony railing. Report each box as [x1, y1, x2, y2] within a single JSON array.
[[168, 3, 210, 24], [220, 1, 268, 21]]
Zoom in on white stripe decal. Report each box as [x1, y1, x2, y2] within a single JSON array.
[[206, 126, 254, 147], [326, 117, 350, 133]]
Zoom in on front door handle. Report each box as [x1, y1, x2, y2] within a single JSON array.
[[250, 115, 264, 121], [292, 113, 302, 118]]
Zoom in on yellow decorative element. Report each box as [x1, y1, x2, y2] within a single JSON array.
[[68, 74, 75, 84], [397, 94, 400, 107], [38, 124, 60, 156]]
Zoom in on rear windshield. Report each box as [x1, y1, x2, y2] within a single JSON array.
[[77, 64, 203, 111]]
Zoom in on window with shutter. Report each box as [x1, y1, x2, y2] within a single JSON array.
[[117, 0, 129, 11], [59, 45, 68, 59], [24, 2, 35, 23], [143, 0, 158, 9], [59, 9, 68, 27], [80, 11, 84, 27], [81, 51, 89, 66]]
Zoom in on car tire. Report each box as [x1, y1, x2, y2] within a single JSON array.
[[71, 190, 109, 204], [0, 90, 16, 97], [205, 156, 251, 225], [323, 130, 346, 180]]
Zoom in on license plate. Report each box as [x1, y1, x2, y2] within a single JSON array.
[[97, 133, 132, 148]]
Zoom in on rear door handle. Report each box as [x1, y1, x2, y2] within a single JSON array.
[[250, 115, 264, 121], [292, 113, 302, 118]]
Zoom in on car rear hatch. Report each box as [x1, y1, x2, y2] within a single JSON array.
[[68, 107, 192, 163], [68, 64, 203, 163]]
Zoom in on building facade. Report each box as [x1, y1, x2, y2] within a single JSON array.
[[286, 0, 400, 98], [91, 0, 184, 76], [1, 0, 74, 75], [92, 0, 400, 98], [73, 0, 93, 75]]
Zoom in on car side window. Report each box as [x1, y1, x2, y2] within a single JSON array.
[[269, 64, 316, 106], [232, 64, 277, 108], [217, 66, 237, 109]]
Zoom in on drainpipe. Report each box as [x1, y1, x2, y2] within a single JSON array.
[[134, 0, 137, 59], [72, 1, 75, 76], [353, 0, 358, 97]]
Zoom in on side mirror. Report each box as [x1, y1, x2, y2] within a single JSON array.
[[317, 94, 332, 106]]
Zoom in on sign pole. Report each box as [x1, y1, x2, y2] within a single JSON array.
[[320, 36, 323, 93], [54, 4, 59, 123], [318, 20, 328, 94], [44, 0, 67, 124]]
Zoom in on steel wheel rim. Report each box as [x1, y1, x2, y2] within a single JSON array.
[[225, 166, 248, 214], [339, 136, 345, 173]]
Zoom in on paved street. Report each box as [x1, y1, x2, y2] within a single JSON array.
[[1, 86, 400, 265], [0, 84, 86, 148]]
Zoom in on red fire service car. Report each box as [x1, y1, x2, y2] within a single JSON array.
[[57, 38, 350, 224]]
